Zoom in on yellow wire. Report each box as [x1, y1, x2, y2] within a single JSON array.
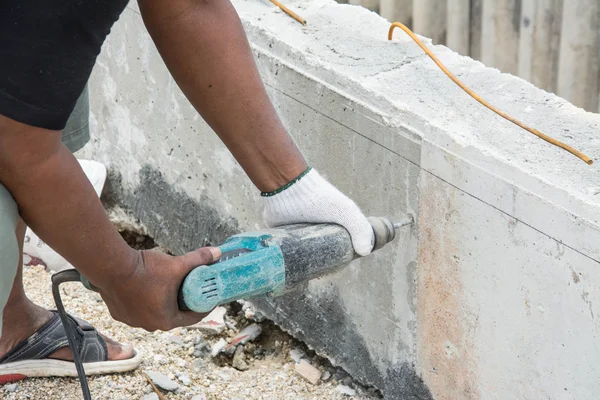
[[270, 0, 306, 25], [388, 22, 593, 165]]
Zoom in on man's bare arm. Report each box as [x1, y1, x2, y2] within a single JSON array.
[[138, 0, 307, 192]]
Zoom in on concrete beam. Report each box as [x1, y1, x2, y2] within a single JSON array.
[[85, 1, 600, 398]]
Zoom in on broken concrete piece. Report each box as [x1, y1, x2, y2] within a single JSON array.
[[289, 348, 305, 363], [295, 360, 321, 385], [232, 346, 249, 371], [188, 306, 227, 335], [4, 384, 18, 392], [335, 384, 357, 396], [141, 393, 159, 400], [175, 370, 191, 386], [226, 323, 262, 349], [240, 300, 266, 322], [145, 371, 179, 392], [321, 371, 331, 381], [211, 338, 227, 357]]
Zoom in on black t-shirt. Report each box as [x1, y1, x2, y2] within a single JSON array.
[[0, 0, 129, 130]]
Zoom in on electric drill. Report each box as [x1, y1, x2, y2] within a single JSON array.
[[177, 215, 412, 312]]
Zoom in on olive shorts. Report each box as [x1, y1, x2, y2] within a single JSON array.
[[0, 86, 90, 336]]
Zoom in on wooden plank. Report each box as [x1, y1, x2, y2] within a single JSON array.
[[469, 0, 483, 60], [517, 0, 535, 82], [348, 0, 379, 11], [518, 0, 563, 92], [481, 0, 521, 74], [557, 0, 599, 111], [447, 0, 470, 55], [380, 0, 413, 27], [413, 0, 448, 45], [530, 0, 563, 93]]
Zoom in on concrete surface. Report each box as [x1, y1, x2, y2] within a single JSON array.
[[82, 0, 600, 399]]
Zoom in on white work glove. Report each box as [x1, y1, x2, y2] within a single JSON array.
[[261, 168, 374, 256]]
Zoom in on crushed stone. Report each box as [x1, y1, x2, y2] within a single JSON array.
[[1, 264, 378, 400]]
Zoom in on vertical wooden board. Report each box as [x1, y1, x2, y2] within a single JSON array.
[[348, 0, 378, 10], [361, 0, 380, 12], [413, 0, 448, 44], [380, 0, 413, 27], [557, 0, 600, 112], [469, 0, 483, 60], [530, 0, 563, 93], [480, 0, 497, 66], [447, 0, 471, 55], [517, 0, 535, 82]]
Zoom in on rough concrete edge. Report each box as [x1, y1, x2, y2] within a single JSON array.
[[234, 0, 599, 224]]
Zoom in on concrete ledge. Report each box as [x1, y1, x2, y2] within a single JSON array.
[[84, 1, 600, 399]]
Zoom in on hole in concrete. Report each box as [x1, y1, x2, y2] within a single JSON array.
[[118, 229, 157, 250]]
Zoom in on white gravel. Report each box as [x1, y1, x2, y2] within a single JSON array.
[[2, 265, 378, 400]]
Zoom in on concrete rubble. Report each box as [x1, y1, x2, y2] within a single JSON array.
[[144, 371, 179, 392], [295, 360, 322, 384], [189, 306, 227, 335], [337, 384, 358, 396]]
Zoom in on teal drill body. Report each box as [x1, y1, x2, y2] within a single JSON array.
[[178, 216, 406, 313], [180, 232, 286, 313]]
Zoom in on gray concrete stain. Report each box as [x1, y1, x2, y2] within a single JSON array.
[[102, 165, 240, 254]]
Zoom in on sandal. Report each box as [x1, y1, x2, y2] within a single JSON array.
[[0, 311, 142, 384]]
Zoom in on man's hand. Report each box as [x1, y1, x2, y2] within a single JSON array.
[[98, 247, 221, 331], [262, 168, 374, 256]]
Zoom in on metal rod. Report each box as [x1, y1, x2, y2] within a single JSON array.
[[393, 214, 414, 229]]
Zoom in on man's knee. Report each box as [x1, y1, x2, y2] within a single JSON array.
[[0, 183, 19, 336]]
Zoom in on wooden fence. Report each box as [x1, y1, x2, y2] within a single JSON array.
[[343, 0, 600, 113]]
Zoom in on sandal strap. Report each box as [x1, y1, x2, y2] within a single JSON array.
[[0, 311, 107, 364]]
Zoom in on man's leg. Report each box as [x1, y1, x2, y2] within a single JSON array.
[[0, 88, 132, 361], [0, 184, 19, 338]]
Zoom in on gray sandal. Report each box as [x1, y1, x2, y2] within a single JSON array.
[[0, 311, 141, 384]]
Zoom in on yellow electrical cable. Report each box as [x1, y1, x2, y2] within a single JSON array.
[[270, 0, 306, 25], [388, 22, 593, 165]]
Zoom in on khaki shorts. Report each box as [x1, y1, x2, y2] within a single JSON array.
[[0, 86, 90, 336]]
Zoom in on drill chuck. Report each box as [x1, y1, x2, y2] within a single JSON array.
[[178, 216, 411, 313]]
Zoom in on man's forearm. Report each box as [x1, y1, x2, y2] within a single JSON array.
[[0, 119, 138, 289], [139, 0, 307, 192]]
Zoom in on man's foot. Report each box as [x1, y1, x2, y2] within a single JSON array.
[[0, 303, 141, 384], [0, 304, 132, 361]]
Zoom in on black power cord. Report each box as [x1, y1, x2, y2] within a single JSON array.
[[51, 269, 92, 400]]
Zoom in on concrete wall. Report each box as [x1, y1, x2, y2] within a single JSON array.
[[82, 0, 600, 399]]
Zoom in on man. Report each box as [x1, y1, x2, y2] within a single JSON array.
[[0, 0, 373, 382]]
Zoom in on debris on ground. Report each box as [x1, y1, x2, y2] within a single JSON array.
[[4, 384, 18, 393], [141, 393, 160, 400], [226, 323, 262, 349], [188, 306, 227, 335], [145, 371, 179, 392], [295, 360, 322, 385], [231, 346, 249, 371], [3, 264, 379, 400], [336, 384, 358, 396], [289, 348, 306, 364]]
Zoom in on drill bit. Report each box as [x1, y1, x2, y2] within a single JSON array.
[[393, 214, 414, 230]]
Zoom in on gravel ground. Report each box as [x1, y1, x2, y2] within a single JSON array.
[[2, 265, 379, 400]]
